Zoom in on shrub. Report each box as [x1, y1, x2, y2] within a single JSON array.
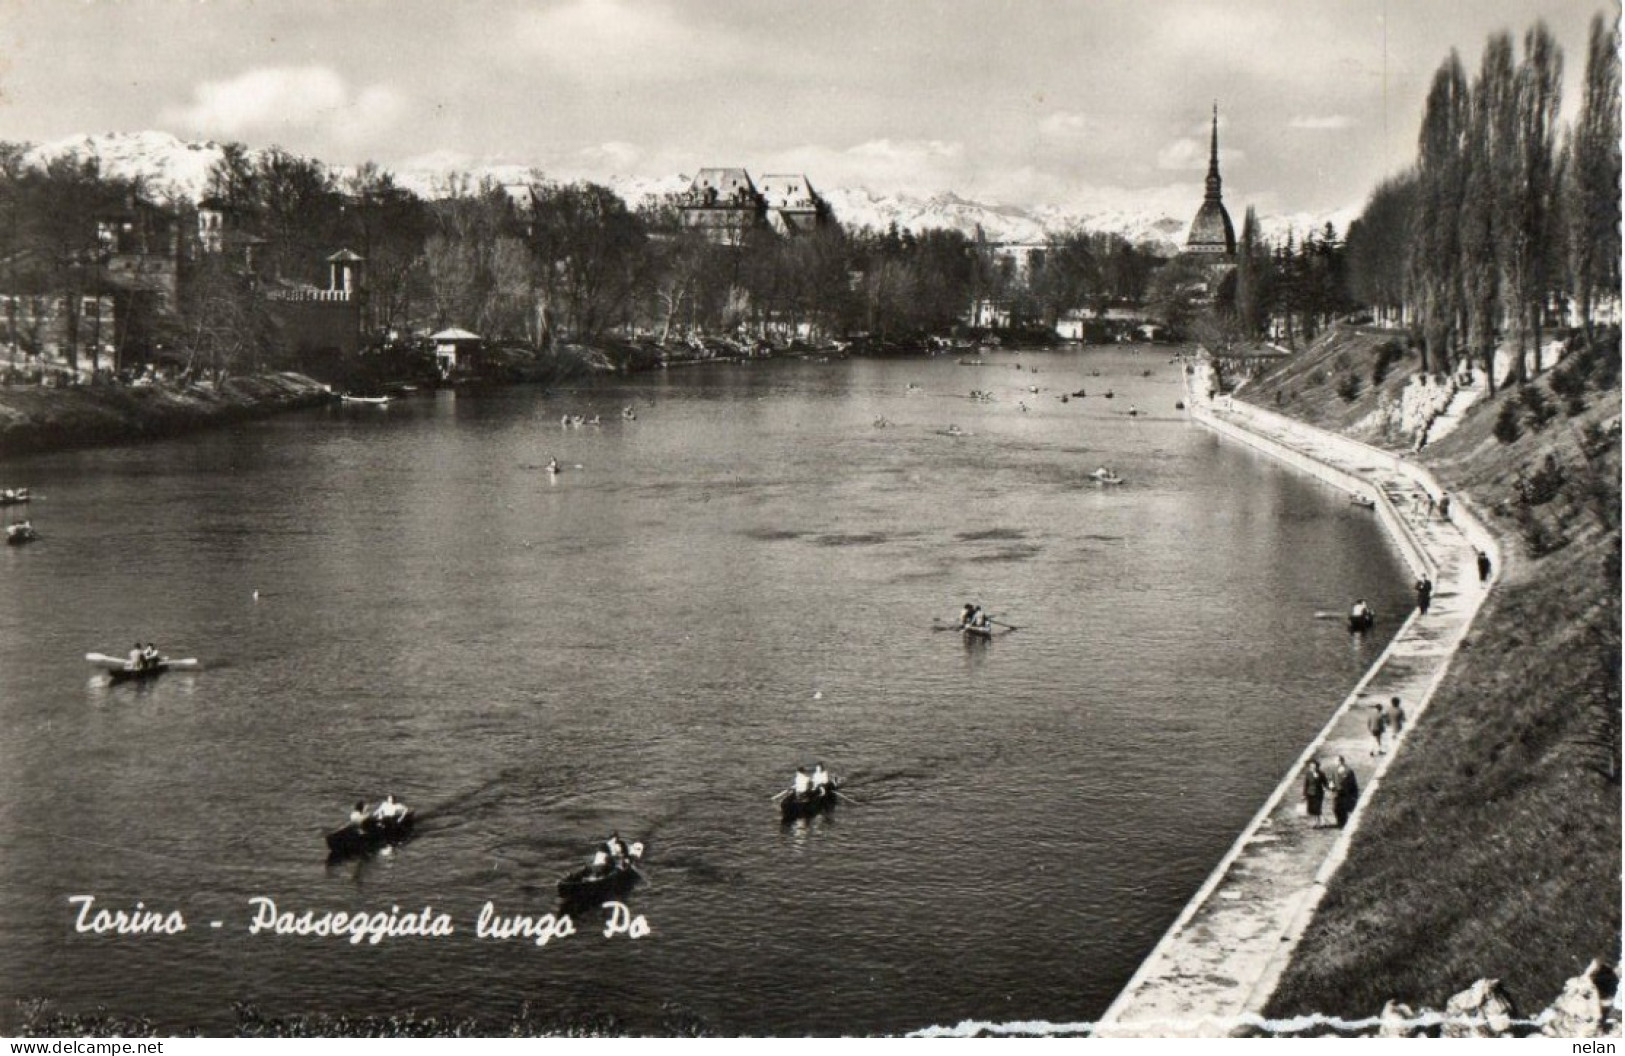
[[1520, 385, 1557, 431], [1493, 399, 1522, 444], [1335, 373, 1361, 402], [1309, 367, 1328, 387], [1516, 453, 1568, 507], [1371, 341, 1405, 386]]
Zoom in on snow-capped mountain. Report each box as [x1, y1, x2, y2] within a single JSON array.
[[21, 130, 1354, 254]]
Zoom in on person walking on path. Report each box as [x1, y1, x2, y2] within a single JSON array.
[[1331, 756, 1360, 829], [1387, 696, 1407, 743], [1368, 704, 1389, 756], [1302, 760, 1329, 828], [1415, 575, 1434, 616], [1476, 548, 1492, 583], [1438, 493, 1452, 522]]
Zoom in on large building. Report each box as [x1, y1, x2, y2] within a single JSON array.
[[1184, 105, 1236, 258], [679, 168, 830, 245]]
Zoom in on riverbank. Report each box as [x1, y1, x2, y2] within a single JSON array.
[[0, 373, 333, 459], [1253, 327, 1622, 1024], [1094, 370, 1501, 1036]]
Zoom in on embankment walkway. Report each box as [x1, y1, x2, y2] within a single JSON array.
[[1093, 378, 1502, 1037]]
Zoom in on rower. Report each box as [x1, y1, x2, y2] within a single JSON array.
[[547, 457, 560, 473], [793, 767, 812, 796], [373, 794, 401, 821], [128, 643, 144, 670], [142, 643, 160, 670], [959, 602, 979, 629], [349, 800, 369, 827], [811, 762, 829, 790], [605, 831, 626, 865], [1350, 599, 1372, 623], [590, 847, 611, 877]]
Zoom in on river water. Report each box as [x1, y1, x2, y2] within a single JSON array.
[[0, 347, 1413, 1035]]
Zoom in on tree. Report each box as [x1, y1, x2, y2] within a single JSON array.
[[1565, 12, 1621, 341], [1346, 173, 1416, 324], [1462, 32, 1517, 395], [528, 182, 648, 340], [1505, 22, 1564, 384], [1233, 207, 1264, 338], [1408, 51, 1471, 374]]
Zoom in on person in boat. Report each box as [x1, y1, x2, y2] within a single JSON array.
[[604, 831, 627, 867], [590, 846, 611, 878], [793, 767, 812, 797], [128, 642, 144, 670], [810, 762, 830, 791], [372, 794, 406, 822], [547, 457, 560, 474], [1128, 405, 1139, 417], [958, 602, 981, 630], [349, 800, 369, 827], [1350, 599, 1373, 627]]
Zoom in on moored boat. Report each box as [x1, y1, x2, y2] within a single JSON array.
[[339, 394, 390, 405], [779, 782, 839, 822], [6, 522, 39, 544], [326, 810, 416, 860], [0, 489, 29, 507]]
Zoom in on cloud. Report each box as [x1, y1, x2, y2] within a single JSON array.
[[161, 66, 405, 144], [1289, 115, 1356, 130], [1156, 137, 1247, 171], [1038, 111, 1092, 139], [509, 0, 733, 83]]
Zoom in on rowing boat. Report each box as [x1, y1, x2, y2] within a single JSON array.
[[557, 861, 641, 906], [85, 652, 200, 681], [6, 524, 39, 544], [780, 782, 839, 822], [326, 810, 416, 860], [339, 395, 390, 405]]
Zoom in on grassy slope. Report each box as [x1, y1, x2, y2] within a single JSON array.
[[1252, 325, 1622, 1019]]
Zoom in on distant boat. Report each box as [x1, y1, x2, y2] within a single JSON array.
[[340, 394, 390, 405]]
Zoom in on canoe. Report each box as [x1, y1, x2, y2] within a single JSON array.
[[340, 395, 390, 405], [780, 782, 839, 822], [326, 810, 416, 860], [557, 862, 641, 907]]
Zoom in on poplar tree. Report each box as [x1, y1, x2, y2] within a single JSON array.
[[1505, 22, 1564, 384], [1409, 51, 1471, 375], [1566, 12, 1621, 341], [1462, 33, 1517, 395]]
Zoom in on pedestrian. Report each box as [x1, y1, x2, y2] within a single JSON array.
[[1476, 548, 1492, 583], [1302, 759, 1328, 828], [1415, 575, 1433, 616], [1387, 696, 1406, 742], [1438, 493, 1452, 521], [1368, 703, 1388, 756], [1426, 493, 1437, 519], [1332, 756, 1360, 829]]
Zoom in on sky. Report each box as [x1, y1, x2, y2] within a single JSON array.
[[0, 0, 1611, 216]]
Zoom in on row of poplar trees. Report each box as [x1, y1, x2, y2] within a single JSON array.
[[1344, 13, 1621, 394]]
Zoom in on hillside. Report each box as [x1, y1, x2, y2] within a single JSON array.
[[22, 130, 1353, 253], [1249, 325, 1623, 1020]]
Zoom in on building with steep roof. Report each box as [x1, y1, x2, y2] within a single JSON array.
[[679, 168, 768, 246], [757, 174, 830, 236], [1184, 105, 1236, 257]]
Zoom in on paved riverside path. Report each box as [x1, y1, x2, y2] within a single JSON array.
[[1093, 386, 1499, 1037]]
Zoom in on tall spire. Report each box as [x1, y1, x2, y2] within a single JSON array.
[[1205, 102, 1222, 202]]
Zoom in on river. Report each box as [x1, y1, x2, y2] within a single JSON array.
[[0, 346, 1413, 1035]]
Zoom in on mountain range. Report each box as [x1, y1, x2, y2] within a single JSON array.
[[22, 130, 1358, 255]]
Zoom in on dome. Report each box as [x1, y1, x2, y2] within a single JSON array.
[[1186, 200, 1236, 255]]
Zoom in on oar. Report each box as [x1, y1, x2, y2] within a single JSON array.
[[771, 789, 792, 802], [988, 620, 1021, 631], [1313, 611, 1347, 620], [932, 620, 966, 632], [832, 788, 861, 805]]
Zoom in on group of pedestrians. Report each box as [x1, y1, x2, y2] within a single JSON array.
[[1301, 696, 1407, 830]]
